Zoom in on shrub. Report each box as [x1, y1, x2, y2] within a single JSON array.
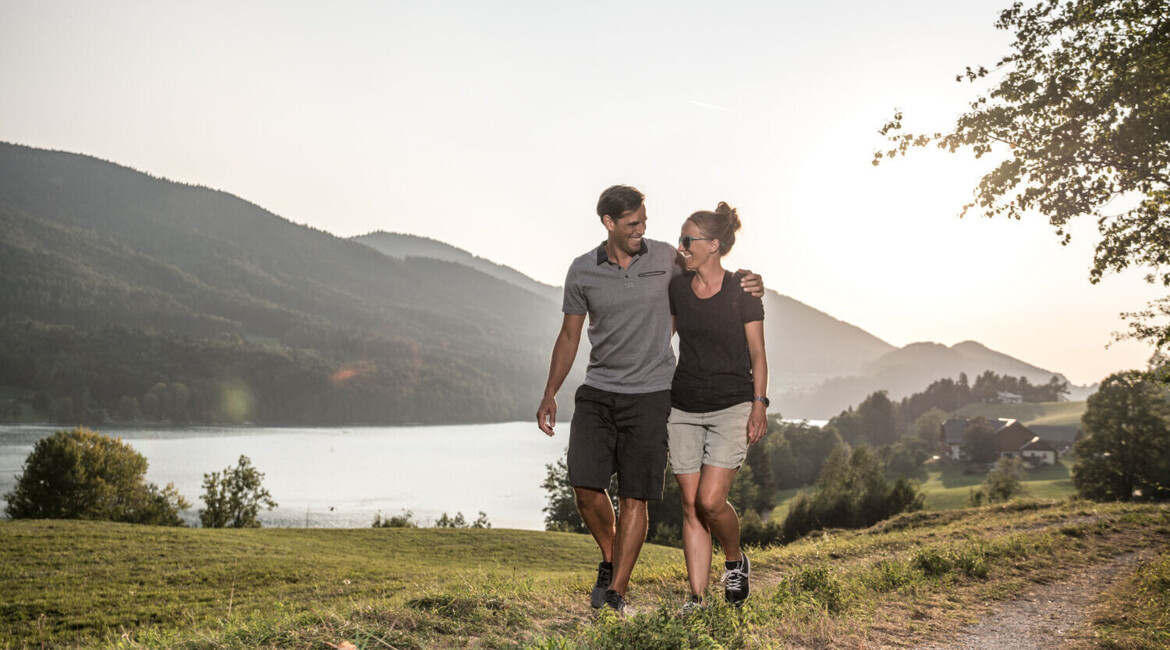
[[4, 427, 189, 525], [434, 511, 491, 528], [780, 445, 925, 542], [372, 510, 417, 528], [199, 455, 277, 528], [775, 563, 851, 613]]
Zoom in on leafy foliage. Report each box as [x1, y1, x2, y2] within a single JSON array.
[[3, 427, 189, 525], [1074, 370, 1170, 500], [198, 455, 277, 528], [434, 511, 491, 529], [781, 445, 925, 541], [371, 510, 417, 528], [962, 416, 1001, 465], [876, 0, 1170, 352], [969, 455, 1031, 505]]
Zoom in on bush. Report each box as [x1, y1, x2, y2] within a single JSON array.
[[434, 511, 491, 528], [4, 427, 189, 525], [372, 510, 417, 528], [780, 445, 925, 542], [969, 456, 1030, 505], [199, 455, 277, 528]]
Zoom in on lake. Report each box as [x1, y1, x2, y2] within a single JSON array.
[[0, 422, 567, 530]]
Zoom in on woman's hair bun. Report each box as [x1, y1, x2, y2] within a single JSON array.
[[715, 201, 741, 232]]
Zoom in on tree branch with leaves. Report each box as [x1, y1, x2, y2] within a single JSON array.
[[875, 0, 1170, 352]]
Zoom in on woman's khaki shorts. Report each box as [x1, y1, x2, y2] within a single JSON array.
[[667, 402, 752, 474]]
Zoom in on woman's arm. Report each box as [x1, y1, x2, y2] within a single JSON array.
[[745, 320, 768, 444]]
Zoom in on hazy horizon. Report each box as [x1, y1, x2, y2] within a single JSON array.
[[2, 0, 1163, 385]]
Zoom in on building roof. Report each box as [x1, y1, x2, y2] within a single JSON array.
[[1021, 437, 1058, 453], [943, 417, 1015, 445], [997, 422, 1036, 453]]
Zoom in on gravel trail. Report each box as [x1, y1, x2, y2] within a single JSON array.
[[918, 552, 1144, 650]]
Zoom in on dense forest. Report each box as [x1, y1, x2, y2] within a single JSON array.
[[0, 143, 567, 424]]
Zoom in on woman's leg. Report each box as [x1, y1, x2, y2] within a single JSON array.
[[675, 472, 712, 597], [695, 464, 742, 563]]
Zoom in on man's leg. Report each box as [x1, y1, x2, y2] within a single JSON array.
[[567, 385, 621, 607], [573, 486, 615, 562], [608, 389, 671, 599], [608, 497, 648, 596]]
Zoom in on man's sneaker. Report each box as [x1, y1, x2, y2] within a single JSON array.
[[590, 561, 613, 608], [680, 594, 705, 616], [602, 588, 634, 615], [721, 554, 751, 606]]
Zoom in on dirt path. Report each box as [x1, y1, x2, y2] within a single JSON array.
[[918, 552, 1145, 650]]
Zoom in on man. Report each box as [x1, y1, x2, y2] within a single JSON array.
[[536, 185, 762, 614]]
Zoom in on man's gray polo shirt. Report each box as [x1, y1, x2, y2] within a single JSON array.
[[562, 238, 681, 394]]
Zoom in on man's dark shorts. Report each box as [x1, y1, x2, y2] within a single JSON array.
[[567, 384, 671, 500]]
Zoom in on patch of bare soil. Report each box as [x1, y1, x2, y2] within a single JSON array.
[[917, 551, 1147, 650]]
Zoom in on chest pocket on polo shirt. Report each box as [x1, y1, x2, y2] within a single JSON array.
[[638, 271, 666, 277]]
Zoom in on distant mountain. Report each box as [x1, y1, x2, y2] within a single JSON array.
[[353, 232, 561, 303], [0, 142, 564, 424], [0, 141, 1086, 425], [781, 340, 1077, 419], [762, 292, 896, 393]]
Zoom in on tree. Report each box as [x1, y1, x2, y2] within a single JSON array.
[[857, 390, 899, 446], [876, 0, 1170, 353], [372, 510, 417, 528], [962, 417, 1000, 465], [541, 456, 618, 533], [434, 511, 491, 528], [970, 456, 1031, 505], [199, 455, 277, 528], [913, 407, 948, 446], [781, 444, 924, 540], [1074, 370, 1170, 500], [4, 427, 189, 525]]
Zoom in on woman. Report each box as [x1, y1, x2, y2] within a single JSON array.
[[668, 202, 768, 613]]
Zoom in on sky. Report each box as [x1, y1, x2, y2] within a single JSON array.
[[1, 0, 1163, 386]]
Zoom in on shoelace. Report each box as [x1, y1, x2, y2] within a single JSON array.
[[721, 567, 747, 591]]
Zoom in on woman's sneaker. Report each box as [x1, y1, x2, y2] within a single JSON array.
[[721, 554, 751, 606], [590, 561, 613, 608], [680, 594, 705, 616]]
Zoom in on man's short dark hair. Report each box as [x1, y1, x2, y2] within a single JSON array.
[[596, 185, 645, 223]]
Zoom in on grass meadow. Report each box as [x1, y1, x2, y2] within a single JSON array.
[[2, 500, 1168, 648], [770, 457, 1078, 519]]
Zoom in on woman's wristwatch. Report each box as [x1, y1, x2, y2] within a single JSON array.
[[753, 395, 770, 408]]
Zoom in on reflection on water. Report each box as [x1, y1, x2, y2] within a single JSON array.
[[0, 423, 566, 530]]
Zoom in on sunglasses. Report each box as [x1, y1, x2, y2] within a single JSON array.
[[678, 236, 713, 250]]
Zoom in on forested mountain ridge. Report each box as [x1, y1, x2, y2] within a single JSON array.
[[780, 340, 1076, 418], [352, 231, 561, 303], [0, 142, 564, 424], [0, 142, 1078, 424]]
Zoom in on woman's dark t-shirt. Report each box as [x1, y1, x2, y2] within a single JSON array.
[[669, 270, 765, 413]]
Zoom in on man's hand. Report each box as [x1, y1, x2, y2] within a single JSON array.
[[537, 394, 558, 436], [747, 402, 768, 445], [737, 269, 765, 298]]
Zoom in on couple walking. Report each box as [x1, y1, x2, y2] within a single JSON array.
[[536, 185, 769, 615]]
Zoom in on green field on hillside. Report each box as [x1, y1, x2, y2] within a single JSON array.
[[953, 400, 1086, 427], [770, 458, 1078, 519], [4, 501, 1167, 648]]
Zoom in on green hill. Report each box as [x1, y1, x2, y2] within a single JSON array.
[[0, 142, 564, 424], [952, 400, 1086, 427], [3, 501, 1167, 648]]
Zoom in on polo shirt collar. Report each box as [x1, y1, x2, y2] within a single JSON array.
[[595, 239, 649, 265]]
